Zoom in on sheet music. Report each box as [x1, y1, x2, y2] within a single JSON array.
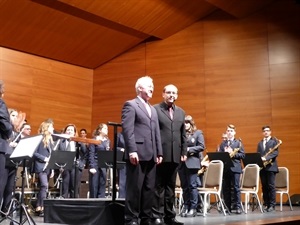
[[10, 135, 43, 160]]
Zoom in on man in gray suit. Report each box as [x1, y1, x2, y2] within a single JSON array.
[[152, 84, 187, 225], [122, 76, 163, 225]]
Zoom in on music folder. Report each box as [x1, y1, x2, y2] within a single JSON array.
[[242, 153, 264, 168], [10, 134, 43, 162]]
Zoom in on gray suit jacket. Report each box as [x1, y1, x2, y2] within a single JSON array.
[[154, 102, 187, 164], [122, 97, 163, 161]]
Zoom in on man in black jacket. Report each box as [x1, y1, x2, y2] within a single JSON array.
[[0, 80, 13, 214], [152, 84, 187, 225]]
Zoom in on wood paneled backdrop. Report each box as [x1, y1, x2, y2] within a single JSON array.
[[0, 0, 299, 200]]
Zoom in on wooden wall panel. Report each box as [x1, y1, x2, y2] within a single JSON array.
[[92, 44, 146, 139], [92, 0, 300, 198], [146, 22, 206, 129], [0, 47, 93, 136]]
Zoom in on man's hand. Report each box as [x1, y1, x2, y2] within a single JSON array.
[[156, 156, 163, 164], [181, 155, 187, 162], [129, 152, 139, 165], [89, 168, 97, 174]]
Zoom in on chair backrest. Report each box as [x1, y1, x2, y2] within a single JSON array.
[[240, 164, 259, 190], [203, 160, 224, 189], [275, 167, 289, 190]]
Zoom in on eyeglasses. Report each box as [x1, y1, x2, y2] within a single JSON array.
[[263, 129, 271, 132], [165, 91, 177, 95]]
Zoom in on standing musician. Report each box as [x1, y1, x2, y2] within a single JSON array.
[[58, 124, 87, 198], [33, 119, 55, 217], [178, 115, 205, 217], [257, 125, 279, 212], [0, 81, 13, 216], [218, 124, 245, 214], [1, 108, 25, 214], [88, 123, 110, 198]]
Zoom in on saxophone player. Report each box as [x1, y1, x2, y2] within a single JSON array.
[[218, 124, 245, 214], [257, 125, 279, 212]]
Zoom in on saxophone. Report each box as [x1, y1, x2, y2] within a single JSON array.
[[262, 139, 282, 168], [229, 138, 242, 158], [197, 155, 209, 176]]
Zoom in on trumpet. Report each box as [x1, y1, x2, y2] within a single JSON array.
[[198, 155, 209, 176], [262, 139, 282, 168]]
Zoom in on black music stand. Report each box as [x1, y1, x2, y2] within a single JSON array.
[[8, 135, 43, 225], [97, 151, 124, 197], [45, 151, 76, 198], [207, 152, 233, 170], [242, 153, 264, 168]]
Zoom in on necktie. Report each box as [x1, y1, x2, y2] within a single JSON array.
[[144, 102, 151, 117], [169, 107, 173, 120], [263, 138, 267, 150]]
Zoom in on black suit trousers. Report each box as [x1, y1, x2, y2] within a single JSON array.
[[152, 162, 178, 220], [125, 160, 156, 223]]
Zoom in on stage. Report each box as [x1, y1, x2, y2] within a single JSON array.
[[44, 198, 125, 225], [0, 202, 299, 225]]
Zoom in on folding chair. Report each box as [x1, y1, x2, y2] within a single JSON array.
[[240, 164, 263, 213], [197, 160, 227, 216], [275, 167, 293, 211]]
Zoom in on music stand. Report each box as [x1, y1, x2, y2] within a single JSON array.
[[8, 135, 43, 225], [242, 153, 264, 168], [207, 152, 233, 170], [97, 151, 124, 197], [45, 151, 76, 198]]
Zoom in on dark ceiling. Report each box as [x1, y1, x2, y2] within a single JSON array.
[[0, 0, 276, 69]]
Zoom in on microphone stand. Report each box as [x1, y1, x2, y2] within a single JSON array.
[[107, 121, 122, 202]]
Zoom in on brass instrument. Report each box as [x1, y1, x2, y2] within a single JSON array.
[[229, 147, 240, 158], [229, 138, 242, 158], [262, 139, 282, 168], [198, 155, 209, 176]]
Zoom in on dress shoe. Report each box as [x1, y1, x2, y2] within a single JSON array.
[[164, 218, 184, 225], [152, 218, 165, 225], [125, 221, 139, 225], [140, 220, 152, 225], [38, 210, 44, 217], [267, 206, 275, 212], [235, 208, 242, 214], [185, 209, 197, 217], [179, 206, 188, 217]]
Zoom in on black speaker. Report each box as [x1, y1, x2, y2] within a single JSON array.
[[289, 194, 300, 205]]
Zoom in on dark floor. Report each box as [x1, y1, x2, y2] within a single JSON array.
[[0, 205, 299, 225]]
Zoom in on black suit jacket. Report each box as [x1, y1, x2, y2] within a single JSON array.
[[33, 141, 52, 173], [257, 136, 279, 172], [153, 102, 187, 164], [219, 138, 245, 173], [185, 130, 205, 169], [0, 99, 13, 154], [122, 97, 163, 161]]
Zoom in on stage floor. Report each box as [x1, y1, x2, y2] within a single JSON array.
[[1, 205, 299, 225]]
